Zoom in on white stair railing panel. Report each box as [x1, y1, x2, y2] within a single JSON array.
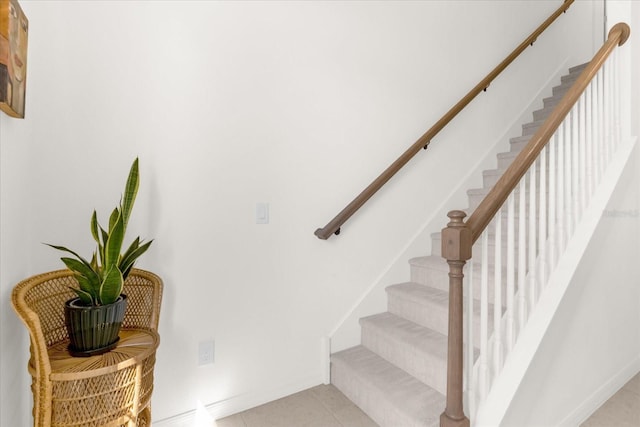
[[464, 49, 628, 424]]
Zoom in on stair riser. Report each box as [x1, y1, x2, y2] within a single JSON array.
[[331, 362, 428, 427], [483, 170, 557, 191], [482, 169, 555, 188], [387, 290, 491, 349], [522, 122, 541, 136], [562, 69, 584, 84], [388, 293, 448, 337], [497, 152, 554, 170], [552, 83, 572, 97], [409, 262, 510, 307], [510, 135, 584, 154], [533, 107, 555, 122], [361, 323, 447, 395], [543, 96, 561, 109]]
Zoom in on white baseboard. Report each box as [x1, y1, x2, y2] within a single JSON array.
[[153, 373, 324, 427], [559, 355, 640, 426]]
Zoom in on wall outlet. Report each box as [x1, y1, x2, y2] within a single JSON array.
[[198, 340, 215, 366]]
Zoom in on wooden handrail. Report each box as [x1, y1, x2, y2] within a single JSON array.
[[440, 22, 631, 427], [315, 0, 575, 240], [465, 22, 631, 242]]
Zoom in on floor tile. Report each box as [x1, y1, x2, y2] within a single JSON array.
[[217, 379, 640, 427], [581, 380, 640, 427], [239, 390, 338, 427], [310, 384, 355, 412], [216, 385, 378, 427], [215, 413, 246, 427], [332, 404, 380, 427], [624, 373, 640, 396]]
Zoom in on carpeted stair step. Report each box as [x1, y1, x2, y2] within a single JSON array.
[[483, 167, 548, 189], [533, 105, 553, 122], [496, 148, 556, 171], [482, 167, 555, 189], [360, 312, 448, 394], [331, 345, 444, 427], [522, 119, 546, 136], [409, 256, 510, 307], [386, 282, 494, 349]]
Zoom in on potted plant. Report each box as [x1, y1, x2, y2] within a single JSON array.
[[47, 158, 153, 356]]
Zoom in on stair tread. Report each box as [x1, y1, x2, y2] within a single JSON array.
[[522, 119, 546, 134], [361, 312, 448, 359], [387, 282, 449, 309], [410, 255, 509, 279], [569, 62, 589, 74], [387, 281, 498, 317], [410, 254, 502, 271], [409, 255, 448, 272], [332, 345, 444, 426]]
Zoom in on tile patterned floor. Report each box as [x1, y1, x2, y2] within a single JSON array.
[[215, 384, 378, 427], [216, 373, 640, 427], [581, 373, 640, 427]]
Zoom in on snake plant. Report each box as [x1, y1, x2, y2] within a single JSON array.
[[47, 158, 153, 306]]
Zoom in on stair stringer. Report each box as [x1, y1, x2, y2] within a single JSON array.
[[472, 137, 637, 427], [329, 59, 572, 355]]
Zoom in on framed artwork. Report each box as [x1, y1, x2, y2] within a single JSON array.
[[0, 0, 27, 118]]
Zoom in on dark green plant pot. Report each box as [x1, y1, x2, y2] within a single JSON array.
[[64, 294, 128, 357]]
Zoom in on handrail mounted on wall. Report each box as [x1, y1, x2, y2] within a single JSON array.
[[315, 0, 575, 240]]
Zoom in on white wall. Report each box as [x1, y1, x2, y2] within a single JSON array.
[[0, 1, 602, 424]]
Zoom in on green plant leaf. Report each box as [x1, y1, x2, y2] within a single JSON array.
[[99, 265, 123, 305], [119, 237, 139, 275], [90, 251, 98, 270], [122, 158, 139, 228], [119, 239, 153, 279], [90, 252, 101, 282], [99, 225, 108, 266], [45, 244, 93, 266], [60, 256, 90, 276], [69, 286, 94, 305], [60, 257, 100, 288], [74, 273, 98, 303], [120, 237, 140, 262], [104, 212, 125, 269], [108, 207, 120, 232], [46, 158, 151, 307], [90, 210, 100, 244]]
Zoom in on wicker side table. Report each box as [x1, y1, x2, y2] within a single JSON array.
[[12, 269, 163, 427], [42, 329, 159, 426]]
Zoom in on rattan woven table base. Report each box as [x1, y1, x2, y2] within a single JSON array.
[[44, 329, 159, 426]]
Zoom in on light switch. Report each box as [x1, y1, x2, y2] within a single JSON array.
[[256, 203, 269, 224]]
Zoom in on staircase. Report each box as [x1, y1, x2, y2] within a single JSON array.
[[330, 63, 588, 427]]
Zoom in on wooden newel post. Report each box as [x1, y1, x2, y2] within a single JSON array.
[[440, 210, 472, 427]]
